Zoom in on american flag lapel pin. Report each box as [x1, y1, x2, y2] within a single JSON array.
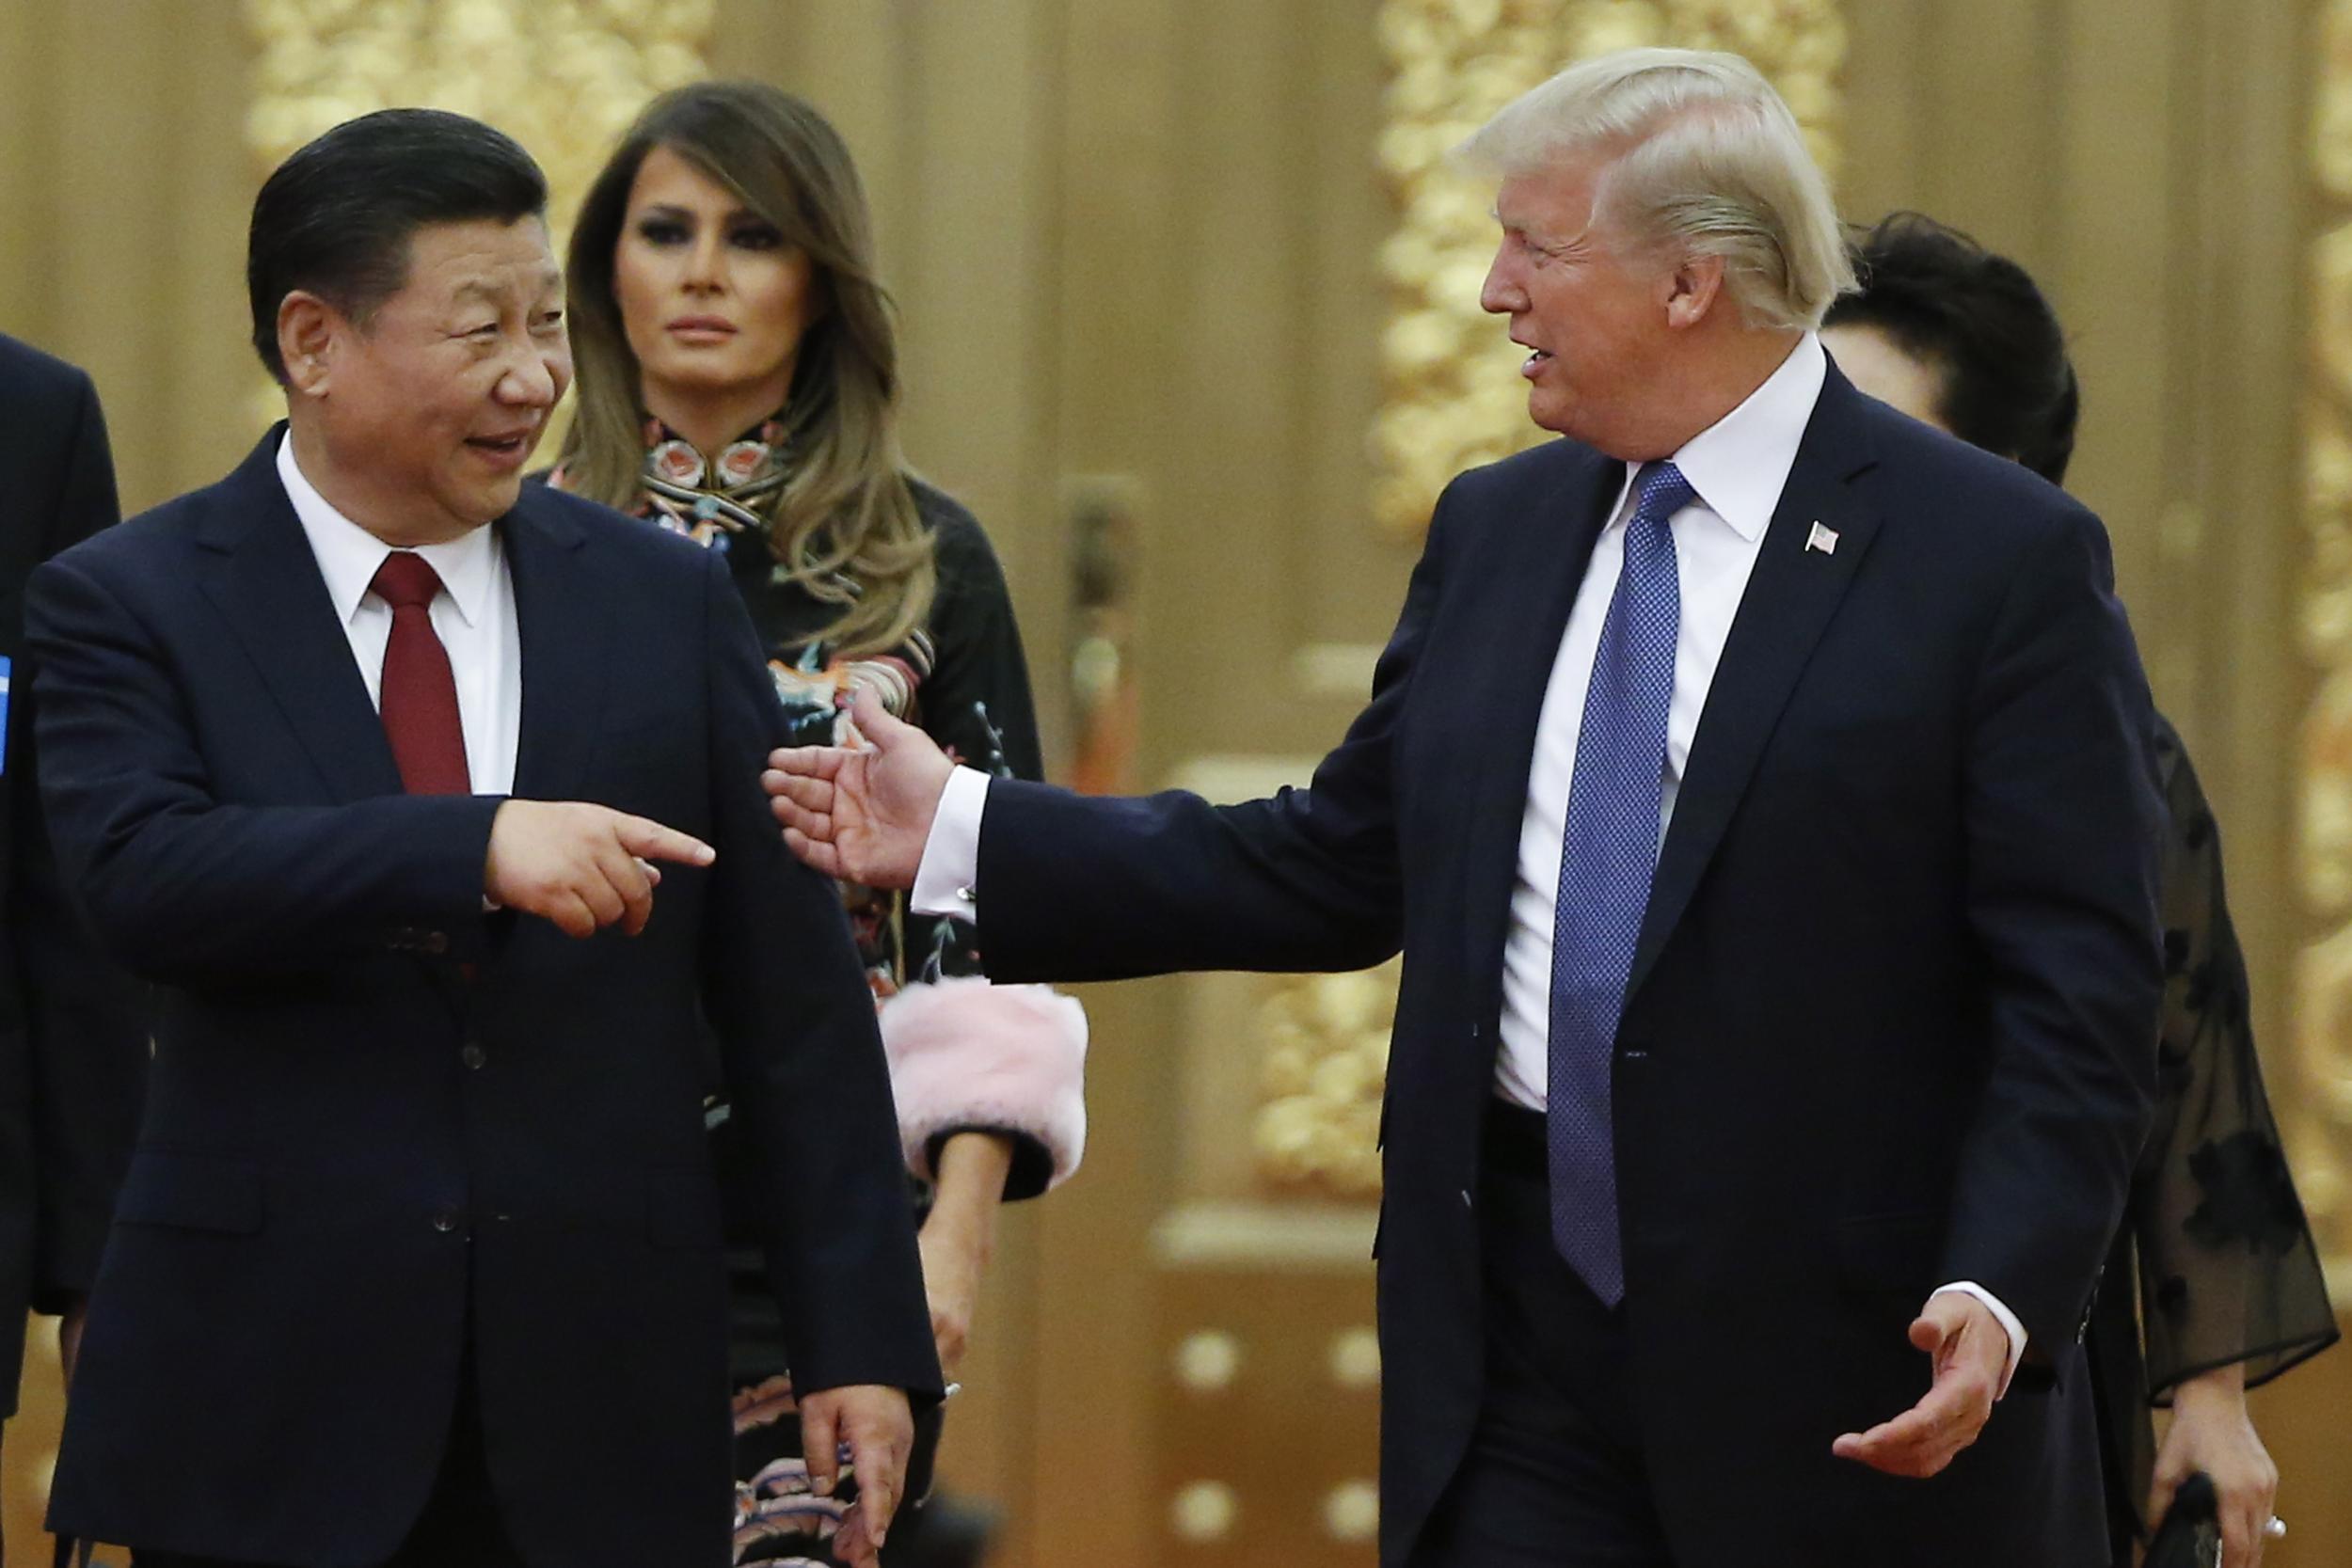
[[1804, 520, 1839, 556]]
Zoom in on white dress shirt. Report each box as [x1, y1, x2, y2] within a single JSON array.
[[911, 335, 2025, 1378], [1492, 334, 1822, 1112], [276, 433, 521, 796]]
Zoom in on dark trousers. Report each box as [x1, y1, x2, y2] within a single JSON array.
[[131, 1340, 521, 1568], [1408, 1102, 1677, 1568]]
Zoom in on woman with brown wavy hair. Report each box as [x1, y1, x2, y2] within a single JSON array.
[[554, 80, 1086, 1567]]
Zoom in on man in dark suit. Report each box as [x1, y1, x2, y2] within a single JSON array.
[[0, 333, 149, 1437], [26, 109, 937, 1568], [768, 48, 2164, 1568]]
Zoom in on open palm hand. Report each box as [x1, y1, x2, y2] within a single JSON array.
[[765, 685, 953, 889]]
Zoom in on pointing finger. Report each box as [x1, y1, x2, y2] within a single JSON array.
[[612, 814, 716, 867]]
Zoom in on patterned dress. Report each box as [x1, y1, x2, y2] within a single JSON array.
[[552, 422, 1057, 1566], [2088, 714, 2338, 1561]]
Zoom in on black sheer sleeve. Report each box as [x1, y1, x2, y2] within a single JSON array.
[[2133, 716, 2338, 1401]]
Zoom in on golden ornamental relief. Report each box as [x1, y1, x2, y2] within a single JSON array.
[[246, 0, 711, 210], [2297, 0, 2352, 1268], [1253, 958, 1400, 1199], [1373, 0, 1847, 541]]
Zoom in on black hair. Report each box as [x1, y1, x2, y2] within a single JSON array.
[[1824, 212, 2079, 484], [246, 107, 548, 384]]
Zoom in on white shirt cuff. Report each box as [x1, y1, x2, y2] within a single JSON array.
[[1933, 1281, 2026, 1396], [910, 766, 991, 920]]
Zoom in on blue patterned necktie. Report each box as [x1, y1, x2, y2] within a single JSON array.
[[1548, 460, 1692, 1306]]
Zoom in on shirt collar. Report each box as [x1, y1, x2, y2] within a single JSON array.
[[276, 429, 500, 628], [1628, 331, 1828, 543]]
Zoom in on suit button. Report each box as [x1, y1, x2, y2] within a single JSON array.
[[431, 1209, 460, 1233], [461, 1042, 486, 1070]]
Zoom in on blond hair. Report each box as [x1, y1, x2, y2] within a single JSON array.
[[1460, 48, 1853, 330]]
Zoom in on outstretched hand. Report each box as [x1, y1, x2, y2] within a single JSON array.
[[764, 685, 953, 890], [1831, 1290, 2009, 1479]]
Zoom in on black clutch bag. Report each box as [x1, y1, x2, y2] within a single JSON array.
[[2144, 1471, 2222, 1568]]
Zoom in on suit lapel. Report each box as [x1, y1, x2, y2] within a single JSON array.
[[1624, 372, 1883, 1001], [196, 431, 403, 802], [1456, 445, 1626, 1012], [501, 491, 606, 800]]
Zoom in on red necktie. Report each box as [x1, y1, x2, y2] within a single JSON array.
[[371, 552, 470, 795]]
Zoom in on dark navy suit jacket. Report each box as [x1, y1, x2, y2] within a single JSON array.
[[26, 430, 939, 1567], [968, 367, 2164, 1568], [0, 334, 148, 1417]]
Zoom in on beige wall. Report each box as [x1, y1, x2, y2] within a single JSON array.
[[0, 3, 2342, 1565], [0, 0, 255, 515]]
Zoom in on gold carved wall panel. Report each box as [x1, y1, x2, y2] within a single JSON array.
[[1253, 960, 1400, 1199], [1372, 0, 1846, 541], [2296, 0, 2352, 1274], [246, 0, 711, 213]]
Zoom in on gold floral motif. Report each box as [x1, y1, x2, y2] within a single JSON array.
[[2298, 0, 2352, 1269], [246, 0, 710, 211], [1372, 0, 1847, 540], [1252, 959, 1400, 1198]]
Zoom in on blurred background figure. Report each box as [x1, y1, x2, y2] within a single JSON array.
[[0, 332, 147, 1481], [553, 80, 1088, 1568]]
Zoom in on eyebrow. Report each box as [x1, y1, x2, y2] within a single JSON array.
[[451, 269, 562, 307], [633, 199, 774, 229]]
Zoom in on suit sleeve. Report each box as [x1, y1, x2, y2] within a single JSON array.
[[25, 548, 503, 987], [1941, 505, 2166, 1355], [694, 549, 941, 1402], [968, 483, 1459, 985], [11, 372, 148, 1304]]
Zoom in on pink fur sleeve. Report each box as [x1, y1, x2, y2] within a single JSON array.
[[879, 976, 1089, 1192]]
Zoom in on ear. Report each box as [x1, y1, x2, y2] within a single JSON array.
[[277, 291, 342, 398], [1662, 252, 1728, 330]]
